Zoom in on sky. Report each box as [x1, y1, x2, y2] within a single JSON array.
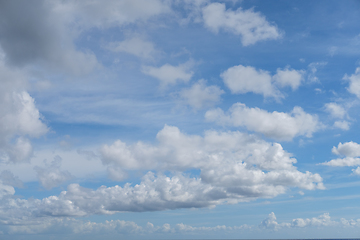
[[2, 0, 360, 239]]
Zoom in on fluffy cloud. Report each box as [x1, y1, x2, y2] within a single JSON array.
[[221, 65, 305, 99], [221, 65, 281, 99], [321, 142, 360, 173], [259, 212, 290, 230], [142, 61, 194, 86], [99, 125, 324, 205], [343, 67, 360, 98], [180, 80, 224, 109], [205, 103, 321, 141], [273, 67, 305, 90], [324, 103, 346, 119], [34, 155, 73, 190], [202, 3, 281, 46], [106, 37, 157, 60], [0, 60, 48, 163], [324, 103, 350, 130]]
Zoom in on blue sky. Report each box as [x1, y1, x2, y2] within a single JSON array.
[[1, 0, 360, 239]]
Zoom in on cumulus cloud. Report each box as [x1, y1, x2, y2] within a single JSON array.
[[259, 212, 290, 230], [142, 60, 194, 86], [324, 102, 350, 130], [98, 125, 324, 206], [344, 67, 360, 98], [324, 102, 346, 119], [307, 62, 327, 83], [202, 3, 281, 46], [221, 65, 305, 99], [321, 142, 360, 172], [205, 103, 321, 141], [273, 67, 305, 90], [34, 155, 73, 190], [291, 213, 334, 228], [0, 60, 48, 163], [106, 37, 158, 60], [180, 80, 224, 110]]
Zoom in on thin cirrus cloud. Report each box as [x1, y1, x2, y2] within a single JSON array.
[[202, 2, 282, 46], [221, 65, 305, 100], [205, 103, 321, 141]]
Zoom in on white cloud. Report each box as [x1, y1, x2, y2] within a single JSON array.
[[180, 80, 224, 109], [60, 0, 170, 28], [142, 61, 194, 86], [307, 62, 327, 83], [205, 103, 321, 141], [259, 212, 290, 230], [344, 67, 360, 98], [321, 142, 360, 167], [273, 67, 305, 91], [107, 37, 157, 60], [333, 120, 350, 130], [221, 65, 282, 99], [291, 213, 334, 228], [332, 141, 360, 157], [34, 155, 73, 190], [202, 3, 281, 46], [324, 102, 346, 119], [221, 65, 305, 99], [0, 60, 48, 163]]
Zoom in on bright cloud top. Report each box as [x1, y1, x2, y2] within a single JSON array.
[[202, 2, 281, 46], [205, 103, 321, 141], [221, 65, 304, 99]]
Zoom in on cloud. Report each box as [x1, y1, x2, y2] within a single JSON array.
[[307, 62, 327, 83], [333, 120, 350, 130], [106, 37, 157, 60], [273, 67, 305, 91], [291, 213, 334, 228], [259, 212, 290, 230], [142, 60, 194, 86], [0, 170, 23, 188], [202, 3, 281, 46], [221, 65, 305, 99], [180, 80, 224, 110], [34, 155, 74, 190], [344, 67, 360, 98], [221, 65, 281, 99], [0, 60, 48, 163], [0, 0, 170, 75], [62, 0, 170, 28], [0, 0, 98, 75], [205, 103, 321, 141], [324, 102, 350, 130], [321, 142, 360, 168], [324, 102, 346, 119]]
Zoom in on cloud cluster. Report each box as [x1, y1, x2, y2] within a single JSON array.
[[221, 65, 305, 99], [1, 211, 355, 236], [202, 3, 281, 46], [0, 59, 48, 163], [205, 103, 321, 141], [324, 102, 350, 130], [321, 142, 360, 175]]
